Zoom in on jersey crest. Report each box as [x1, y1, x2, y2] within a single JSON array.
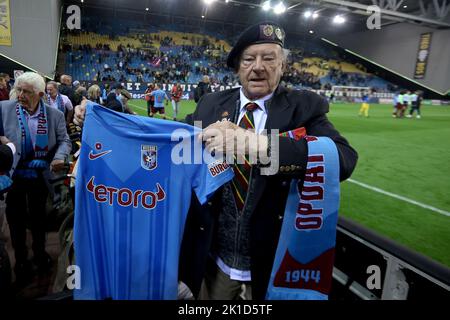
[[74, 102, 234, 300], [141, 145, 157, 170]]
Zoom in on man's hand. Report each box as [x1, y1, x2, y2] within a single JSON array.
[[73, 97, 88, 127], [199, 120, 268, 163], [50, 159, 65, 172], [0, 136, 10, 145]]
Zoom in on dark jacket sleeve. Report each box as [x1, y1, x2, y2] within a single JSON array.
[[188, 88, 358, 181], [276, 90, 358, 181], [53, 109, 72, 161], [0, 103, 13, 173], [0, 144, 13, 173], [185, 113, 194, 126], [185, 93, 214, 127]]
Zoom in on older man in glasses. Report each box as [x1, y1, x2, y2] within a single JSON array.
[[0, 72, 71, 285]]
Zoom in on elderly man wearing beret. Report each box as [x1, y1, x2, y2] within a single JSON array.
[[74, 22, 358, 300], [179, 22, 358, 300]]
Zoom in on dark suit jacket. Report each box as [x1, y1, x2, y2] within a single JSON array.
[[59, 84, 80, 107], [0, 100, 72, 177], [105, 92, 124, 113], [180, 86, 358, 300], [0, 145, 13, 174]]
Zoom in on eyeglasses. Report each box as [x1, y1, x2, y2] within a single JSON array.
[[15, 87, 36, 96], [240, 55, 280, 68]]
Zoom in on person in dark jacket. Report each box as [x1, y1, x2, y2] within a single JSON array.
[[194, 75, 212, 103], [72, 22, 358, 300], [0, 75, 9, 101], [0, 136, 14, 297], [59, 74, 81, 107], [105, 83, 125, 112], [104, 84, 134, 114], [179, 22, 358, 300]]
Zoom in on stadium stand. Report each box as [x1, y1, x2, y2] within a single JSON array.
[[60, 17, 392, 91]]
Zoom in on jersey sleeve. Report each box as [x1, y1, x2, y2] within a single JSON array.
[[191, 138, 234, 205]]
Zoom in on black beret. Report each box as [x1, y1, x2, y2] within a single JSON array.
[[227, 22, 285, 69]]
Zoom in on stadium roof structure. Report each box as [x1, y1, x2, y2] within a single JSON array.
[[61, 0, 450, 97], [66, 0, 450, 35]]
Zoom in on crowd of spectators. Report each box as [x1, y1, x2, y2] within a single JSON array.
[[61, 27, 391, 91], [327, 67, 375, 87]]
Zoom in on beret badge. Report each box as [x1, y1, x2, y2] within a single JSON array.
[[275, 27, 284, 41], [262, 24, 274, 37]]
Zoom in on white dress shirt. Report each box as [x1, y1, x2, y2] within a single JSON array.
[[237, 88, 273, 134], [215, 88, 274, 281]]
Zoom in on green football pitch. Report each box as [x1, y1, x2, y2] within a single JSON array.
[[128, 99, 450, 267]]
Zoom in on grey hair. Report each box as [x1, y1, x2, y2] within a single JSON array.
[[46, 81, 59, 90], [9, 88, 18, 101], [282, 48, 290, 63], [60, 74, 72, 84], [15, 72, 46, 94]]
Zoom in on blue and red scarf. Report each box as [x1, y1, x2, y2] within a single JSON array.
[[47, 93, 65, 113], [266, 132, 340, 300], [16, 100, 49, 160]]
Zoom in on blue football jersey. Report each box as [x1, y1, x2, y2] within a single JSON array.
[[74, 103, 233, 300], [151, 90, 168, 108]]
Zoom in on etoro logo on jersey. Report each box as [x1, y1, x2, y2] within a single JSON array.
[[86, 176, 166, 210], [141, 145, 157, 170]]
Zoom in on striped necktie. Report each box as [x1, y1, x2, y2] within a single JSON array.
[[231, 102, 258, 212]]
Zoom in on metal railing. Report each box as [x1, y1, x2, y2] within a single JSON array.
[[332, 216, 450, 300]]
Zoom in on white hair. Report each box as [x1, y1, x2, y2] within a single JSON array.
[[14, 72, 46, 94], [282, 48, 290, 63], [9, 88, 18, 101]]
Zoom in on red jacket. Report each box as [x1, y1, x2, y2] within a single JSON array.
[[171, 86, 183, 102], [144, 87, 154, 102], [0, 88, 9, 101]]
